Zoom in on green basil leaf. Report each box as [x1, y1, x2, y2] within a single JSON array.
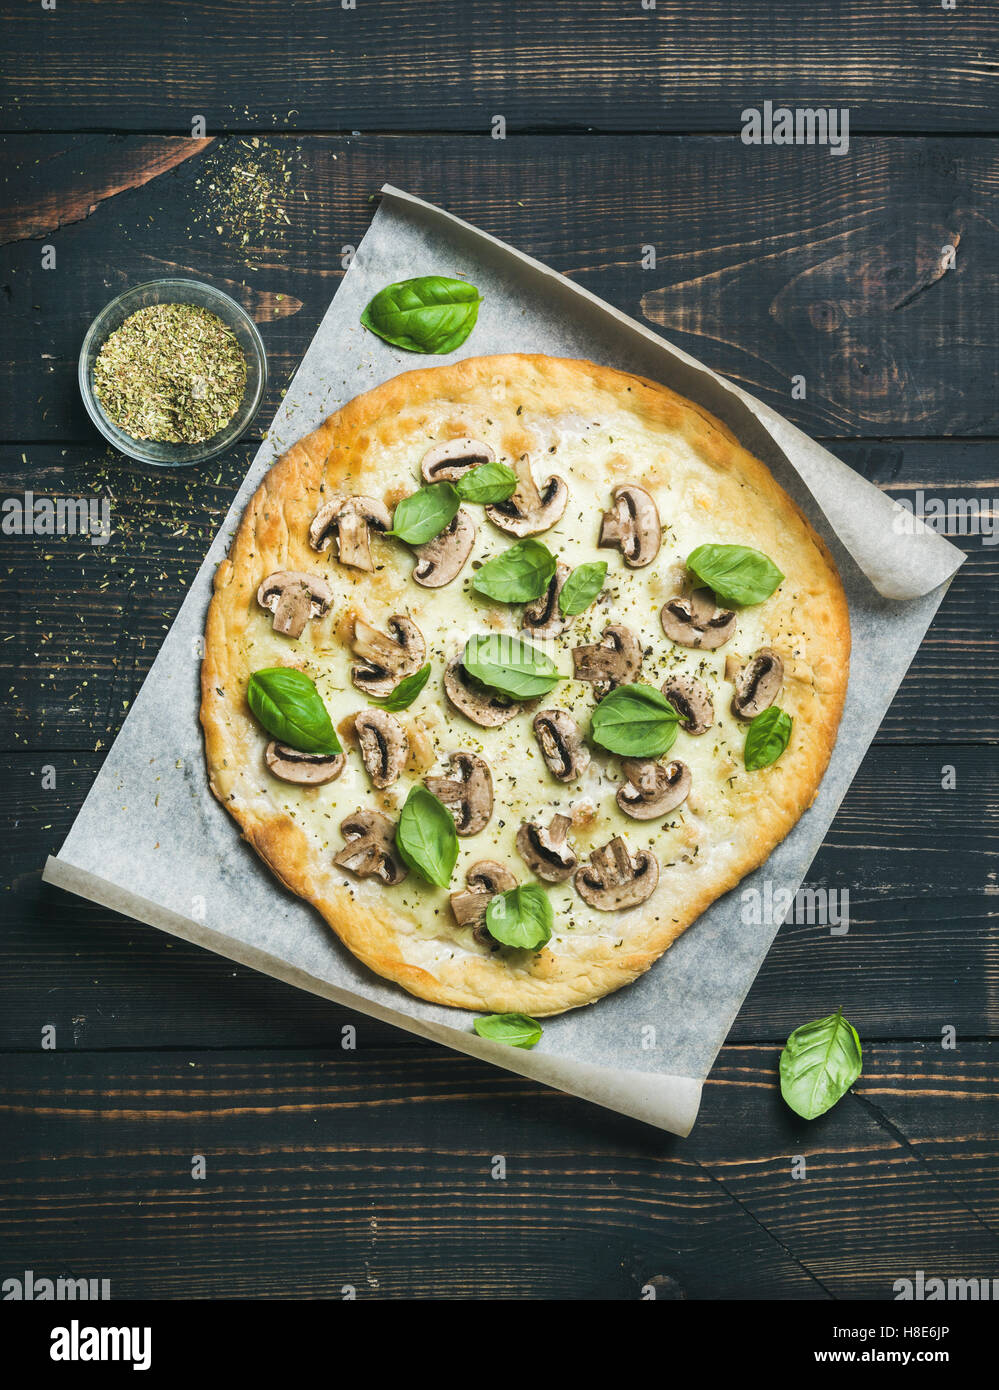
[[744, 706, 792, 771], [473, 1013, 543, 1049], [589, 683, 680, 757], [247, 668, 342, 755], [485, 884, 553, 951], [559, 561, 608, 616], [360, 275, 482, 355], [779, 1010, 863, 1119], [370, 663, 431, 712], [462, 633, 563, 699], [471, 539, 557, 604], [686, 543, 785, 606], [389, 482, 460, 545], [455, 461, 518, 505], [395, 785, 459, 889]]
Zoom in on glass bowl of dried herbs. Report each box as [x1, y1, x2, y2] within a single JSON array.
[[79, 278, 267, 466]]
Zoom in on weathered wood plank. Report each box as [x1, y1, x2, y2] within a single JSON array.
[[2, 135, 998, 439], [1, 1045, 994, 1299], [4, 1, 996, 135]]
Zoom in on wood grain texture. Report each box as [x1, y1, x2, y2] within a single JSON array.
[[2, 135, 998, 440], [4, 1, 997, 135]]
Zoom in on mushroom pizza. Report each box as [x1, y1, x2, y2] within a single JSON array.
[[201, 355, 849, 1016]]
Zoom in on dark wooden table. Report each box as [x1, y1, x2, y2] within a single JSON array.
[[2, 2, 997, 1300]]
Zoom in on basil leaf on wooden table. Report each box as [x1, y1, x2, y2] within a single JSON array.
[[744, 706, 792, 771], [247, 668, 342, 754], [473, 1013, 544, 1049], [779, 1010, 863, 1119], [590, 683, 680, 757], [559, 561, 607, 616], [686, 543, 784, 606], [471, 538, 556, 604], [360, 276, 482, 355], [389, 482, 460, 545], [395, 785, 459, 889], [485, 884, 553, 950], [369, 663, 431, 712], [455, 461, 518, 505], [462, 633, 563, 699]]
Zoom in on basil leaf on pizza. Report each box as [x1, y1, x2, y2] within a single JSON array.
[[590, 684, 680, 757], [462, 633, 563, 699], [473, 1013, 544, 1048], [370, 663, 431, 712], [559, 561, 607, 615], [395, 785, 459, 889], [246, 668, 342, 754], [686, 543, 784, 606], [471, 538, 556, 603], [360, 275, 482, 354], [455, 460, 518, 504], [779, 1010, 862, 1119], [389, 482, 460, 545], [485, 884, 553, 950], [744, 706, 793, 771]]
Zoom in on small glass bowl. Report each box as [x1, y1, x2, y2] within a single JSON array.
[[78, 277, 267, 467]]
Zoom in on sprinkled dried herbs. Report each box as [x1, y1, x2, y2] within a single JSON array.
[[93, 303, 247, 444]]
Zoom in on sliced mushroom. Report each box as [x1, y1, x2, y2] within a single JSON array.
[[616, 758, 692, 820], [661, 673, 714, 736], [333, 808, 408, 885], [485, 454, 568, 536], [598, 484, 662, 568], [350, 615, 426, 698], [450, 860, 517, 943], [412, 506, 476, 588], [533, 709, 590, 782], [522, 562, 572, 639], [731, 648, 784, 720], [574, 836, 660, 911], [444, 653, 524, 727], [354, 709, 408, 788], [516, 813, 578, 883], [265, 741, 345, 786], [660, 587, 737, 650], [309, 495, 392, 572], [421, 437, 495, 483], [571, 624, 643, 697], [256, 571, 333, 639], [424, 752, 493, 835]]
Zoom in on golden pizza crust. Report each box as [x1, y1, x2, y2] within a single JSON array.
[[201, 354, 850, 1016]]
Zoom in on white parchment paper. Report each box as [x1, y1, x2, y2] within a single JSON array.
[[45, 187, 965, 1135]]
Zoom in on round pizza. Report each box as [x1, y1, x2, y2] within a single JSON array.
[[201, 354, 849, 1017]]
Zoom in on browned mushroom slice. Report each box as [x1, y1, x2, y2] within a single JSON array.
[[574, 836, 659, 911], [571, 624, 643, 697], [731, 648, 784, 720], [424, 752, 493, 835], [616, 758, 692, 820], [412, 507, 476, 588], [485, 454, 568, 536], [660, 587, 737, 649], [333, 808, 408, 885], [661, 673, 714, 735], [309, 495, 392, 572], [421, 437, 495, 483], [256, 571, 333, 639], [450, 860, 518, 944], [265, 741, 345, 786], [516, 813, 578, 883], [522, 561, 572, 639], [354, 709, 408, 788], [533, 709, 590, 781], [598, 484, 662, 568], [350, 615, 426, 698], [444, 654, 524, 727]]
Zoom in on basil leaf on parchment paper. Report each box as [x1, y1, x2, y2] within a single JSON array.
[[559, 560, 608, 616], [361, 275, 482, 354], [779, 1010, 863, 1119], [455, 460, 518, 505], [389, 481, 460, 545], [472, 538, 557, 604], [485, 884, 553, 951], [686, 543, 784, 606], [744, 706, 793, 771], [462, 632, 563, 699], [395, 785, 459, 889], [247, 668, 342, 755], [473, 1013, 544, 1049], [369, 663, 431, 712], [590, 683, 680, 758]]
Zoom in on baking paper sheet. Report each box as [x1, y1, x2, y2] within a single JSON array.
[[44, 187, 964, 1135]]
